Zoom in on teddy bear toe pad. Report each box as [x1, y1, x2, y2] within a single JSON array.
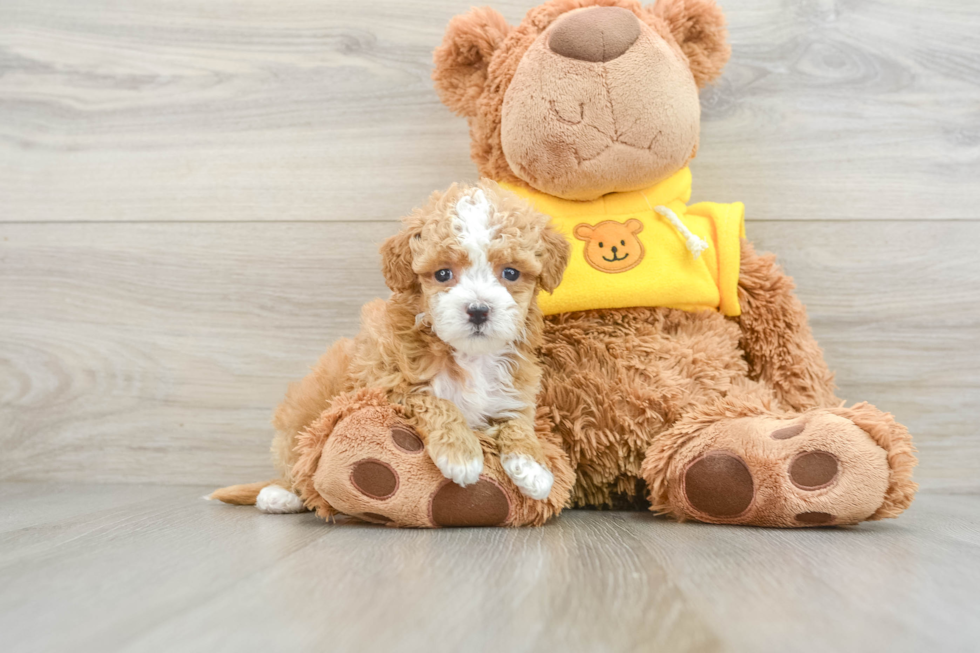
[[671, 412, 890, 527], [683, 452, 754, 518], [349, 459, 399, 500]]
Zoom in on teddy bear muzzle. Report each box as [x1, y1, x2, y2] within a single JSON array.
[[548, 6, 640, 63]]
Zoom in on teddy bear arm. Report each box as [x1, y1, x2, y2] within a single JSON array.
[[735, 238, 839, 412]]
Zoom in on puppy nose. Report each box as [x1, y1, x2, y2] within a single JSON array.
[[548, 6, 641, 63], [467, 304, 490, 326]]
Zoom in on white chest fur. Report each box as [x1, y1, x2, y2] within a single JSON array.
[[430, 351, 526, 429]]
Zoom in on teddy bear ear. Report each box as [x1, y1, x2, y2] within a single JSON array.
[[648, 0, 731, 88], [432, 7, 512, 117]]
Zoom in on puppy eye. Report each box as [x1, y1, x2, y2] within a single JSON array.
[[434, 269, 453, 283], [598, 242, 604, 248], [502, 268, 521, 282]]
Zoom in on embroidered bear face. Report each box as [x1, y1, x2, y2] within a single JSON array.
[[573, 219, 645, 273]]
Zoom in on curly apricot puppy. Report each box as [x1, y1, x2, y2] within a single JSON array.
[[226, 180, 570, 512]]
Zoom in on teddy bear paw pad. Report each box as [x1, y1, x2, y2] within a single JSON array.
[[390, 424, 424, 453], [350, 459, 399, 500], [769, 423, 805, 440], [429, 477, 511, 527], [795, 511, 835, 525], [788, 451, 839, 490], [683, 451, 755, 519]]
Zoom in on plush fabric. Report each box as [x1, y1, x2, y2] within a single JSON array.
[[500, 167, 744, 316]]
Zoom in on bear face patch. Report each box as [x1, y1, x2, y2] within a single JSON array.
[[573, 219, 645, 273]]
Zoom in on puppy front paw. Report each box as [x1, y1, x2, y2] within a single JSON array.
[[501, 454, 554, 500], [428, 434, 484, 487], [433, 455, 484, 487]]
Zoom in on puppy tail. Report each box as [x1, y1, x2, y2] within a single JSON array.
[[207, 479, 280, 505]]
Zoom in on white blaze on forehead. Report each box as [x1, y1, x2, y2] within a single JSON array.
[[429, 187, 522, 358], [454, 189, 497, 266]]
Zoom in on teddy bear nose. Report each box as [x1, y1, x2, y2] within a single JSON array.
[[611, 245, 618, 254], [467, 304, 490, 326], [548, 6, 641, 63]]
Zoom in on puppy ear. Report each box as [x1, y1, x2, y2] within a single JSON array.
[[573, 224, 595, 241], [649, 0, 730, 88], [538, 225, 571, 294], [626, 218, 644, 235], [379, 228, 417, 294], [432, 7, 512, 117]]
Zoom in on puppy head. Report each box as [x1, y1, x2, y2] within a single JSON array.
[[380, 180, 569, 355]]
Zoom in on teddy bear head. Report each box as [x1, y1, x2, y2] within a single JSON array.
[[433, 0, 730, 201]]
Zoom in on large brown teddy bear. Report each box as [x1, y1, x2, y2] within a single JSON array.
[[214, 0, 916, 528]]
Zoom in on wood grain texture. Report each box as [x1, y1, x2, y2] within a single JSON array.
[[0, 0, 978, 223], [0, 484, 977, 653], [1, 220, 977, 488]]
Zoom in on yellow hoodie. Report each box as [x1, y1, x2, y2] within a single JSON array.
[[500, 168, 745, 317]]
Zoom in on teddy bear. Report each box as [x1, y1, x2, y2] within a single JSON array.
[[212, 0, 917, 528]]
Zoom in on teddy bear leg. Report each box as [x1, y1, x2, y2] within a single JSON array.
[[641, 401, 917, 527], [294, 393, 572, 527]]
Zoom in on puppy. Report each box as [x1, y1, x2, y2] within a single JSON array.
[[268, 180, 569, 506]]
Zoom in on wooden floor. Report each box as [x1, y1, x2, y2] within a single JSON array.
[[0, 484, 977, 653]]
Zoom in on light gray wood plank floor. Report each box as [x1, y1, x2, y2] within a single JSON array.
[[1, 484, 977, 653]]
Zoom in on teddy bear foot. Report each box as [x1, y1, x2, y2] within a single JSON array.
[[645, 407, 915, 527], [315, 411, 511, 527], [298, 400, 574, 528]]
